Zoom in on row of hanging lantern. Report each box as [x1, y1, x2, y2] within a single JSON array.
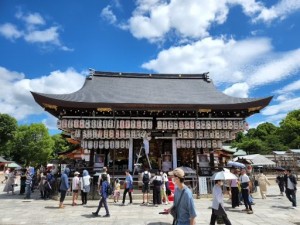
[[156, 119, 246, 130], [72, 129, 148, 140], [81, 140, 130, 149], [177, 130, 236, 140], [176, 140, 223, 149], [58, 119, 153, 130]]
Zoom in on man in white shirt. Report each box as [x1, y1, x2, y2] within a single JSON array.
[[239, 169, 253, 214]]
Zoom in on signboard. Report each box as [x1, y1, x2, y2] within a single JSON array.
[[94, 154, 104, 171], [199, 177, 208, 195]]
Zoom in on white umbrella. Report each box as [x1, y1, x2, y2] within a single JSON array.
[[211, 171, 237, 180]]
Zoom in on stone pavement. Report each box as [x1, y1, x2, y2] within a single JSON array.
[[0, 175, 299, 225]]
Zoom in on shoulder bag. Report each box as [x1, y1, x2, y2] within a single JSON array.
[[170, 189, 185, 225]]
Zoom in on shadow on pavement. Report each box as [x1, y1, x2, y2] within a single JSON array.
[[45, 206, 59, 209], [81, 214, 99, 218], [271, 205, 291, 209]]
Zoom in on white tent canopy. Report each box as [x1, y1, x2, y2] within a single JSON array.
[[233, 154, 275, 166]]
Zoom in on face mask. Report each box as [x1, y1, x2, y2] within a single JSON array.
[[220, 182, 223, 186], [172, 178, 176, 183]]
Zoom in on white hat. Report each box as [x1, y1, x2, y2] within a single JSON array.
[[74, 171, 80, 175]]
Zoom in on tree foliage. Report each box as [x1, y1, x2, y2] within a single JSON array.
[[0, 113, 18, 147], [232, 111, 300, 154], [7, 124, 54, 167], [51, 134, 73, 157]]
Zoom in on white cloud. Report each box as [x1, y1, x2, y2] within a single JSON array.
[[262, 97, 300, 116], [101, 6, 117, 24], [0, 23, 23, 40], [265, 113, 287, 122], [24, 26, 60, 44], [42, 115, 58, 130], [254, 0, 300, 23], [223, 82, 249, 98], [0, 66, 85, 120], [1, 10, 72, 51], [247, 49, 300, 87], [142, 37, 272, 84], [276, 79, 300, 94], [19, 12, 46, 26]]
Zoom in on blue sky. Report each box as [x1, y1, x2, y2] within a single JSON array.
[[0, 0, 300, 134]]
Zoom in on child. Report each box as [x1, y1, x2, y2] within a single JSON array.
[[114, 178, 120, 203]]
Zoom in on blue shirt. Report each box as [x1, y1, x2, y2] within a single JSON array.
[[125, 174, 133, 189], [173, 186, 197, 225]]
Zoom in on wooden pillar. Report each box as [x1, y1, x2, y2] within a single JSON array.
[[89, 149, 94, 168]]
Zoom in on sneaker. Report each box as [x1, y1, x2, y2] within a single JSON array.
[[103, 214, 110, 218], [120, 203, 125, 206], [154, 204, 158, 207], [291, 206, 297, 209], [247, 210, 253, 214], [92, 212, 99, 216]]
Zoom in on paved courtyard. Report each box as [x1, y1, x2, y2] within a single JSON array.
[[0, 175, 299, 225]]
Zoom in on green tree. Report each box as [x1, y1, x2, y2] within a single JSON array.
[[279, 109, 300, 148], [0, 113, 18, 156], [8, 123, 54, 166], [51, 134, 73, 157]]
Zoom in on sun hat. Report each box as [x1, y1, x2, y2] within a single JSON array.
[[74, 171, 80, 175], [168, 168, 185, 178]]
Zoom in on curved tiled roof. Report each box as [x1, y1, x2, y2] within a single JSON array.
[[31, 71, 272, 110]]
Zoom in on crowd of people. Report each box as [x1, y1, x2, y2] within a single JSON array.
[[1, 165, 298, 225]]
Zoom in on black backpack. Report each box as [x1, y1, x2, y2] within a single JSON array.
[[143, 173, 150, 184], [106, 184, 113, 195]]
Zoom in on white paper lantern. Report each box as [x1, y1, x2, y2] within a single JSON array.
[[74, 119, 79, 128], [136, 130, 141, 138], [188, 130, 194, 139], [202, 140, 207, 148], [206, 121, 211, 129], [82, 130, 87, 139], [186, 140, 191, 148], [120, 140, 125, 149], [104, 130, 109, 138], [183, 130, 188, 139], [97, 120, 102, 128], [207, 140, 212, 148], [99, 140, 104, 149], [57, 120, 61, 129], [217, 140, 222, 148], [120, 130, 125, 138], [142, 120, 148, 129], [176, 140, 181, 148], [108, 120, 114, 128], [168, 121, 173, 129], [115, 130, 120, 139], [109, 130, 114, 138], [228, 120, 233, 129], [191, 140, 196, 148], [222, 121, 228, 129], [115, 140, 119, 149], [147, 120, 153, 129], [189, 121, 195, 129], [177, 130, 183, 138], [93, 130, 98, 139], [217, 121, 222, 129], [87, 130, 93, 139], [110, 140, 114, 149], [102, 120, 108, 129], [97, 130, 103, 139], [67, 119, 73, 128], [220, 131, 225, 139], [75, 129, 81, 138], [173, 121, 178, 130], [115, 120, 120, 129], [195, 121, 201, 129], [125, 141, 129, 148], [238, 120, 244, 129], [88, 141, 93, 149], [104, 140, 109, 149], [131, 120, 136, 129], [204, 131, 209, 138], [157, 120, 162, 129], [212, 140, 217, 148], [85, 120, 91, 129], [215, 130, 220, 139], [231, 132, 236, 140], [225, 131, 230, 139], [131, 130, 136, 138], [209, 131, 215, 139], [196, 140, 202, 148], [94, 141, 99, 149], [179, 121, 184, 130], [233, 120, 239, 130], [91, 120, 97, 129], [211, 120, 216, 129], [181, 140, 186, 148], [137, 120, 142, 129], [62, 119, 68, 129], [79, 119, 85, 129], [198, 131, 203, 139], [184, 121, 190, 129], [201, 121, 206, 129], [162, 121, 168, 130], [125, 120, 131, 129], [125, 130, 131, 138]]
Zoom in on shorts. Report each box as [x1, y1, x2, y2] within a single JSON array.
[[142, 184, 150, 193], [73, 190, 79, 193], [114, 190, 120, 197]]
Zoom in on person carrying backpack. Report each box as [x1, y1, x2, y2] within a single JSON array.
[[151, 170, 162, 207], [141, 168, 151, 206], [92, 173, 110, 217]]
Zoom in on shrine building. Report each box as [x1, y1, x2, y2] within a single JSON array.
[[31, 71, 272, 175]]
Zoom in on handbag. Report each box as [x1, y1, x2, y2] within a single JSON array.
[[170, 189, 185, 225]]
